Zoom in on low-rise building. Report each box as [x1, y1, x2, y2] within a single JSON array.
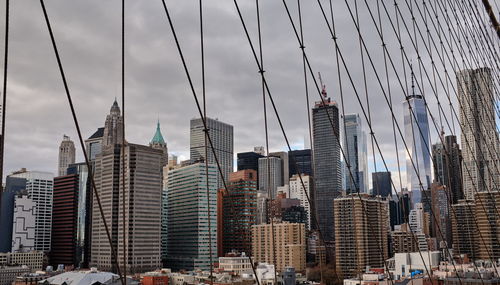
[[0, 266, 30, 285], [0, 251, 44, 272], [218, 252, 253, 275], [38, 269, 138, 285]]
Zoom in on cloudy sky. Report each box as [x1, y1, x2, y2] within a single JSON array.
[[0, 0, 498, 190]]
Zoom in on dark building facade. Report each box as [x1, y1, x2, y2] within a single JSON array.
[[237, 152, 263, 171], [0, 176, 27, 252], [372, 172, 392, 197], [51, 174, 79, 267], [312, 94, 341, 242], [432, 135, 463, 204], [220, 170, 258, 256], [288, 149, 313, 177], [282, 206, 308, 225]]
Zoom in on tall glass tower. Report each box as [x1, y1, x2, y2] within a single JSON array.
[[312, 87, 341, 242], [343, 114, 368, 194], [403, 93, 431, 204]]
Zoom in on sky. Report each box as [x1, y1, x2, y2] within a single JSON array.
[[0, 0, 498, 190]]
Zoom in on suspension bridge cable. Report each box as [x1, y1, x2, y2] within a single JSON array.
[[0, 0, 9, 209], [37, 1, 125, 283], [120, 0, 126, 281]]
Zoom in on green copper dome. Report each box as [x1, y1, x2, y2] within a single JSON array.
[[151, 121, 166, 145]]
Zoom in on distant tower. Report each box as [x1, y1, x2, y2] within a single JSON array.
[[102, 98, 124, 149], [58, 135, 75, 176], [312, 74, 341, 243], [403, 68, 431, 204], [150, 120, 168, 166], [343, 114, 368, 194]]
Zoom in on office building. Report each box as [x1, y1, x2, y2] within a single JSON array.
[[58, 135, 75, 176], [90, 101, 163, 273], [403, 89, 432, 204], [432, 134, 463, 204], [474, 191, 500, 260], [451, 200, 478, 259], [0, 251, 44, 271], [256, 191, 268, 225], [252, 222, 306, 271], [85, 127, 104, 161], [11, 193, 36, 252], [258, 156, 283, 198], [269, 151, 289, 186], [457, 68, 500, 199], [288, 149, 312, 177], [9, 170, 54, 252], [343, 114, 368, 194], [150, 121, 168, 166], [0, 176, 27, 252], [190, 117, 233, 189], [220, 170, 257, 256], [166, 162, 218, 271], [0, 266, 31, 285], [51, 174, 79, 267], [312, 88, 341, 242], [237, 151, 263, 172], [334, 194, 389, 278], [430, 182, 451, 246], [289, 174, 312, 230], [391, 224, 419, 254], [372, 172, 392, 197]]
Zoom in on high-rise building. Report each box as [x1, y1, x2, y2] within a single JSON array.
[[288, 149, 312, 177], [90, 101, 163, 273], [372, 172, 392, 197], [312, 90, 341, 242], [11, 193, 36, 252], [343, 114, 368, 194], [430, 182, 451, 247], [403, 91, 432, 204], [256, 191, 269, 225], [237, 151, 264, 172], [51, 174, 79, 267], [190, 117, 233, 189], [457, 68, 500, 199], [269, 152, 289, 186], [67, 163, 90, 268], [166, 162, 217, 271], [0, 176, 27, 252], [289, 174, 312, 230], [252, 222, 306, 272], [451, 200, 478, 259], [391, 224, 419, 254], [9, 170, 54, 252], [334, 194, 389, 278], [85, 127, 104, 161], [258, 156, 283, 198], [474, 191, 500, 260], [150, 121, 168, 166], [219, 170, 257, 256], [432, 134, 463, 204], [58, 135, 76, 176]]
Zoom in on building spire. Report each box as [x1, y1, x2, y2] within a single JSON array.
[[410, 61, 415, 96], [151, 120, 166, 145]]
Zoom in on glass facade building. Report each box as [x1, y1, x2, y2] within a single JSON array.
[[288, 149, 312, 177], [343, 114, 368, 194]]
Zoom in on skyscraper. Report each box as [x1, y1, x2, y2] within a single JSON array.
[[258, 156, 283, 198], [85, 127, 104, 161], [457, 68, 500, 199], [166, 162, 217, 271], [150, 121, 168, 166], [220, 169, 257, 256], [343, 114, 368, 194], [372, 172, 392, 197], [190, 117, 233, 189], [91, 101, 163, 273], [289, 174, 312, 230], [58, 135, 76, 176], [11, 192, 36, 252], [288, 149, 312, 177], [237, 151, 264, 172], [334, 194, 389, 277], [403, 91, 431, 204], [9, 170, 54, 252], [430, 182, 451, 247], [269, 151, 290, 186], [0, 176, 27, 252], [312, 88, 341, 242], [432, 134, 463, 204]]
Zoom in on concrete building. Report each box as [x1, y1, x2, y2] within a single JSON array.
[[403, 90, 432, 204], [474, 191, 500, 260], [11, 193, 36, 252], [252, 223, 306, 272], [220, 170, 258, 256], [258, 157, 283, 198], [58, 135, 75, 176], [269, 151, 290, 186], [218, 252, 253, 275], [256, 191, 269, 225], [288, 149, 312, 178], [91, 101, 163, 273], [392, 251, 440, 280], [432, 134, 463, 204], [457, 68, 500, 199], [312, 89, 341, 242], [334, 194, 389, 278], [391, 224, 419, 254], [0, 251, 44, 271], [0, 176, 27, 252], [166, 162, 218, 271], [190, 117, 233, 189], [288, 174, 312, 230], [343, 114, 368, 194], [51, 174, 79, 267], [451, 200, 478, 259], [430, 182, 451, 246], [372, 172, 392, 197], [0, 266, 30, 285], [9, 170, 54, 252]]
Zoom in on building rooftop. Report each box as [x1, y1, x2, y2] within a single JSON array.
[[39, 269, 136, 285]]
